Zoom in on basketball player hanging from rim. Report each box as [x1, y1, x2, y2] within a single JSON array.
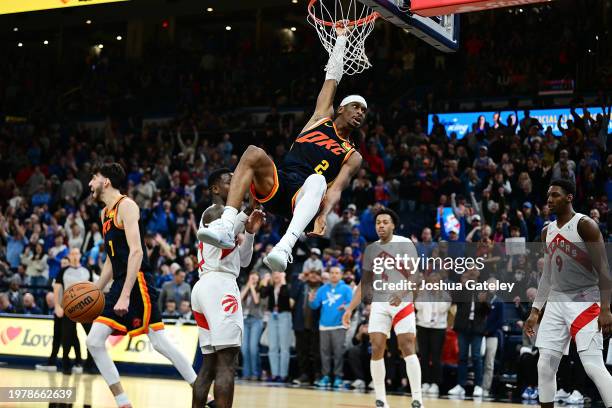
[[524, 179, 612, 408], [86, 163, 197, 408], [197, 24, 364, 271]]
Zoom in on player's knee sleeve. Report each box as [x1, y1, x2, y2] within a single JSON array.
[[86, 323, 111, 350], [579, 348, 612, 407], [302, 174, 327, 198], [537, 348, 562, 403], [147, 329, 198, 384]]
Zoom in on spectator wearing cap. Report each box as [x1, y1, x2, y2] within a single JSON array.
[[330, 209, 353, 249], [303, 248, 323, 275], [346, 203, 359, 225], [158, 268, 191, 311]]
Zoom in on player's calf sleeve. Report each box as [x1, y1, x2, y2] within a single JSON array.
[[537, 348, 562, 403], [148, 328, 198, 384], [279, 174, 327, 250], [579, 347, 612, 407], [404, 354, 422, 402], [370, 358, 387, 403], [86, 323, 121, 386]]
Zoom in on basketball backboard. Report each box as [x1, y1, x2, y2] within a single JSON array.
[[358, 0, 459, 52]]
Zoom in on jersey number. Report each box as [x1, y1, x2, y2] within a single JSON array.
[[109, 240, 115, 257], [314, 160, 329, 175], [555, 255, 562, 272]]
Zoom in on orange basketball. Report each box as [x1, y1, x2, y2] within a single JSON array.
[[62, 281, 105, 323]]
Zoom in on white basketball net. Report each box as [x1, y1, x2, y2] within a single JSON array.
[[307, 0, 379, 76]]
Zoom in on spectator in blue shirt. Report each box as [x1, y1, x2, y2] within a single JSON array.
[[147, 200, 176, 237], [0, 219, 28, 270], [359, 202, 383, 242], [309, 266, 353, 389], [47, 234, 68, 280]]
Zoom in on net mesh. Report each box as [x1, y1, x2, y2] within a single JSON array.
[[307, 0, 379, 76]]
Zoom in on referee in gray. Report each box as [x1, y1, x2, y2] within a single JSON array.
[[54, 247, 95, 375]]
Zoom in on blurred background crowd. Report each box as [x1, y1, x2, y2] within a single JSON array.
[[0, 0, 610, 403]]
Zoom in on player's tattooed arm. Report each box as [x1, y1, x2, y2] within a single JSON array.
[[578, 216, 612, 335], [116, 199, 143, 316]]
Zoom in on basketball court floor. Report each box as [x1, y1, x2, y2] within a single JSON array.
[[0, 367, 528, 408]]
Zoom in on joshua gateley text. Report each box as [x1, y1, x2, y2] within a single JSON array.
[[372, 279, 515, 293]]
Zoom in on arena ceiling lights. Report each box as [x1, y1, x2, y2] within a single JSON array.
[[0, 0, 129, 15]]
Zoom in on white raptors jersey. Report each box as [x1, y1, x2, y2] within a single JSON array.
[[546, 212, 598, 297], [375, 234, 419, 302], [377, 234, 413, 245], [197, 219, 242, 278]]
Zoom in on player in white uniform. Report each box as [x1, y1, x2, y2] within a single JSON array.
[[525, 179, 612, 408], [343, 208, 422, 408], [191, 168, 265, 408]]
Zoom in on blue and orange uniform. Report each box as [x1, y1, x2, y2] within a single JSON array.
[[94, 195, 164, 336], [251, 117, 356, 217]]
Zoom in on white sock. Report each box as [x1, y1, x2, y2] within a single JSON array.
[[278, 174, 326, 250], [370, 358, 387, 403], [86, 323, 121, 386], [115, 393, 130, 407], [220, 206, 238, 229], [147, 328, 198, 384], [405, 354, 422, 403]]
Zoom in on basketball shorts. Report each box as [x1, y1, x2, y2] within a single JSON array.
[[94, 271, 164, 337], [368, 301, 416, 338], [535, 301, 602, 355], [191, 272, 243, 354], [250, 162, 308, 219]]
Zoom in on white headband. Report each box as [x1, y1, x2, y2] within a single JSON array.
[[340, 95, 367, 109]]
